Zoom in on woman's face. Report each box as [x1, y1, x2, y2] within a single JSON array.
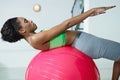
[[17, 17, 37, 33]]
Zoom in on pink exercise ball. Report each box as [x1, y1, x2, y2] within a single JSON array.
[[25, 46, 100, 80]]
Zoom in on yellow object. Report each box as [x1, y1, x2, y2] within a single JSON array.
[[33, 4, 41, 12]]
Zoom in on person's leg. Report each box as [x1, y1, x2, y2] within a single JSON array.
[[112, 59, 120, 80]]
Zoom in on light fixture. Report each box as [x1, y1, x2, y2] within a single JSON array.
[[33, 4, 41, 12]]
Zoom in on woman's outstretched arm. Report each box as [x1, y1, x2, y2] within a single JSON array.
[[66, 5, 116, 27], [33, 6, 116, 44]]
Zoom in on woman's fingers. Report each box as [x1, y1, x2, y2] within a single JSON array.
[[105, 5, 116, 10]]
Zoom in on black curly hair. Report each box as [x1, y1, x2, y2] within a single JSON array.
[[1, 17, 24, 43]]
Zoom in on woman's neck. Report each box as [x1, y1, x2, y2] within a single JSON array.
[[24, 32, 36, 44]]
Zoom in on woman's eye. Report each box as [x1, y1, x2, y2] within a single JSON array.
[[24, 19, 28, 23]]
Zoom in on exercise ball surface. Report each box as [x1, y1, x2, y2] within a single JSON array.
[[26, 46, 100, 80]]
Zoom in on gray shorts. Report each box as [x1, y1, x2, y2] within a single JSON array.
[[72, 31, 120, 61]]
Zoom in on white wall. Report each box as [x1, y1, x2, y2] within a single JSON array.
[[88, 0, 120, 42], [0, 0, 74, 80]]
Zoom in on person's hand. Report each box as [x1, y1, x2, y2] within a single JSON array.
[[90, 5, 116, 16]]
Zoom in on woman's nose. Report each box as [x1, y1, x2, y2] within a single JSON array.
[[29, 20, 33, 23]]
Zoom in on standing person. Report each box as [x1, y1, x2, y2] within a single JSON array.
[[1, 5, 119, 80]]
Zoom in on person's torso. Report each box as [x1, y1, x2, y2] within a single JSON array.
[[37, 30, 78, 50]]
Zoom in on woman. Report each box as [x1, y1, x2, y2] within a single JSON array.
[[1, 6, 120, 80]]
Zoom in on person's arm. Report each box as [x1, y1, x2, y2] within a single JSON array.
[[66, 5, 116, 27], [33, 6, 116, 44]]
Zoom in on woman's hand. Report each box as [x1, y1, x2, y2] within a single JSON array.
[[90, 5, 116, 16]]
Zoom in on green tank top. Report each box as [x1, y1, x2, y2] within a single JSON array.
[[50, 32, 66, 49]]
